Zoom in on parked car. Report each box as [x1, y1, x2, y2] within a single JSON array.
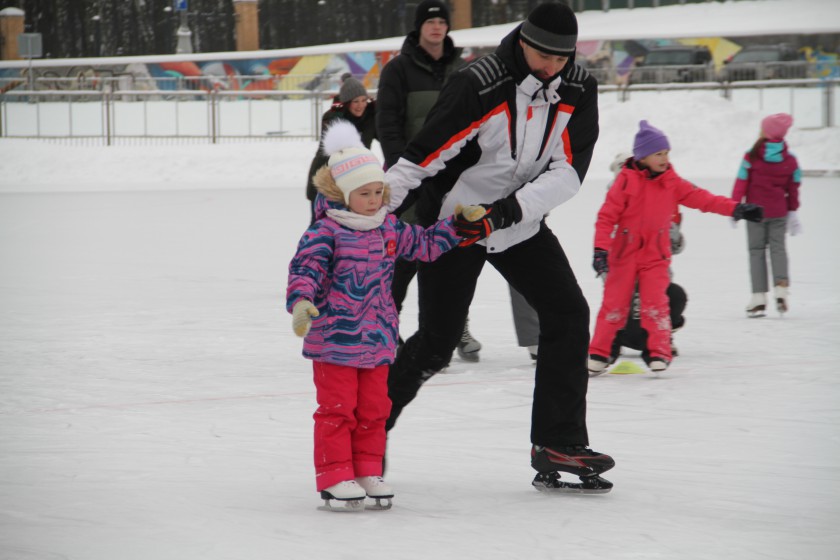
[[719, 45, 808, 81], [631, 46, 714, 84]]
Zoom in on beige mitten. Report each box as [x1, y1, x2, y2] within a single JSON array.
[[292, 300, 319, 337], [455, 204, 488, 222]]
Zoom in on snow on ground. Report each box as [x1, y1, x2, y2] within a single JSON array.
[[1, 89, 839, 560]]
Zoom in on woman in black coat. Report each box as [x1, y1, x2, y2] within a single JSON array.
[[305, 77, 377, 224]]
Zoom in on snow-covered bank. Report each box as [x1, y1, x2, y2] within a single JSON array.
[[2, 90, 838, 194]]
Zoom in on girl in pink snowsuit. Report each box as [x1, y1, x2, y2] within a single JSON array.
[[587, 121, 763, 374]]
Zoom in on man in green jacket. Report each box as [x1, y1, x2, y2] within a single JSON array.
[[376, 0, 484, 361]]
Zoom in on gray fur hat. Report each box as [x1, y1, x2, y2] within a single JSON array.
[[338, 77, 367, 104]]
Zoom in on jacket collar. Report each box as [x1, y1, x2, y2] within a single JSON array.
[[628, 159, 674, 180], [518, 74, 562, 105], [761, 139, 788, 163]]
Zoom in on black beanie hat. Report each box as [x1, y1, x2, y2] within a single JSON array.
[[414, 0, 450, 32], [520, 3, 578, 56]]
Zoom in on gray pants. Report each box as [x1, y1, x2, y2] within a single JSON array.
[[509, 285, 540, 347], [747, 217, 789, 293]]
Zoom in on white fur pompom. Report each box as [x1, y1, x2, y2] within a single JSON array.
[[321, 120, 364, 156]]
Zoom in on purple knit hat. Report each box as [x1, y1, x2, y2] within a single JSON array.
[[633, 120, 670, 160], [761, 113, 793, 139]]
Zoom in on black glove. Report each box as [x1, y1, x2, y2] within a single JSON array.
[[455, 197, 522, 247], [733, 203, 764, 223], [593, 249, 609, 276]]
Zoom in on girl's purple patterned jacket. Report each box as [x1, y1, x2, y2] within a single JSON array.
[[287, 196, 461, 368]]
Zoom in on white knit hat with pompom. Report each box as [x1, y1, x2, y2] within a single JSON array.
[[322, 120, 384, 204]]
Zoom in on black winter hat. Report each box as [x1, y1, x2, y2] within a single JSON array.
[[520, 2, 578, 56], [414, 0, 450, 32]]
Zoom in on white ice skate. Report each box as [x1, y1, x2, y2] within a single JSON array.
[[456, 318, 482, 362], [648, 358, 669, 373], [318, 480, 366, 512], [774, 284, 788, 315], [528, 345, 539, 361], [587, 355, 609, 377], [355, 476, 394, 510], [746, 293, 767, 318]]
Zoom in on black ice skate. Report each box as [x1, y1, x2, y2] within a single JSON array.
[[530, 445, 615, 494]]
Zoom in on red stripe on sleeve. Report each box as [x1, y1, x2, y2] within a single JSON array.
[[419, 102, 510, 168], [561, 127, 573, 165]]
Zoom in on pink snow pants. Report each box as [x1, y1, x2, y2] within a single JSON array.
[[312, 361, 391, 491], [589, 260, 672, 362]]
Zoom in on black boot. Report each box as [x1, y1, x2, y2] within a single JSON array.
[[531, 444, 615, 477]]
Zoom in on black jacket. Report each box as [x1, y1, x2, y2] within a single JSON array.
[[376, 32, 463, 168]]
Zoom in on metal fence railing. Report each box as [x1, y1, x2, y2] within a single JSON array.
[[2, 79, 837, 144], [0, 74, 350, 96], [0, 89, 337, 145], [2, 60, 838, 95], [583, 60, 837, 87]]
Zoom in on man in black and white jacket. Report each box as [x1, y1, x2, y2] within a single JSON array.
[[384, 2, 614, 485]]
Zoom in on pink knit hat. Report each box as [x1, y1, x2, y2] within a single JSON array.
[[761, 113, 793, 140]]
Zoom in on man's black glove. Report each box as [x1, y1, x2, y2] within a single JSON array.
[[454, 197, 522, 247], [593, 249, 609, 277], [733, 203, 764, 222]]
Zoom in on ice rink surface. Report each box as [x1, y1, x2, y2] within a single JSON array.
[[1, 174, 838, 559]]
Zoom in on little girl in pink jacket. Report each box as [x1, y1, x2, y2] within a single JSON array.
[[587, 121, 763, 375]]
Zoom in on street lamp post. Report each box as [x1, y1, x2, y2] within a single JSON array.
[[91, 14, 101, 56], [175, 0, 193, 54], [163, 5, 173, 53]]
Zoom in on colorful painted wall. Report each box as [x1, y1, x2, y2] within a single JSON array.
[[1, 37, 837, 94]]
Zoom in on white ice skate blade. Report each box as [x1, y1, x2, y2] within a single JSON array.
[[317, 498, 365, 512]]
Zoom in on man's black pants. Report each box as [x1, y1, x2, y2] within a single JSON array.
[[386, 223, 591, 447]]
